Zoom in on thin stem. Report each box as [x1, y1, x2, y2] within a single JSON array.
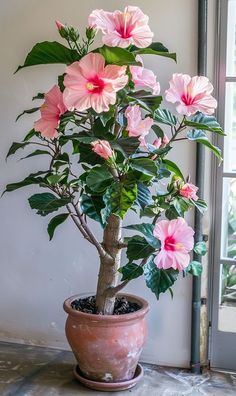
[[173, 137, 188, 142], [169, 116, 187, 143], [30, 141, 55, 151], [112, 106, 120, 137]]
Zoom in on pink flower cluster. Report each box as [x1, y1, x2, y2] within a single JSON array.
[[34, 7, 217, 142]]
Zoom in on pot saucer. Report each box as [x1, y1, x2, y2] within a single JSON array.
[[73, 363, 144, 392]]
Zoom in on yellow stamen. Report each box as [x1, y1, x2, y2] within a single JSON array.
[[86, 82, 94, 91], [175, 242, 184, 250]]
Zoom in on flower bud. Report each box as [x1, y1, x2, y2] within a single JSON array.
[[91, 140, 113, 160], [86, 27, 96, 41], [68, 27, 80, 42], [55, 21, 68, 39]]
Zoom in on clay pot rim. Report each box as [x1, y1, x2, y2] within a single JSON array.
[[63, 293, 149, 322]]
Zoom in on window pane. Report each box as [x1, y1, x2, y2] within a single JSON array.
[[221, 178, 236, 259], [223, 83, 236, 172], [226, 0, 236, 76], [221, 263, 236, 306], [218, 263, 236, 332]]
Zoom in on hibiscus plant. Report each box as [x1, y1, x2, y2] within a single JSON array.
[[6, 6, 224, 315]]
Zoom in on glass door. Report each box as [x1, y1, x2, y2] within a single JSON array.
[[211, 0, 236, 371]]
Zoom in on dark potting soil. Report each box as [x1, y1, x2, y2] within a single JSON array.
[[71, 296, 141, 315]]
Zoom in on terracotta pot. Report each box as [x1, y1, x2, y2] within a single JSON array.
[[63, 293, 149, 383]]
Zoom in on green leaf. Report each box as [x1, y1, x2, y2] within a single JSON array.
[[173, 197, 190, 217], [100, 106, 115, 126], [98, 45, 140, 66], [144, 256, 179, 299], [32, 92, 45, 100], [136, 182, 153, 209], [157, 164, 171, 179], [185, 260, 203, 276], [124, 223, 160, 249], [154, 108, 177, 126], [58, 74, 65, 92], [187, 130, 206, 139], [118, 263, 144, 281], [162, 159, 185, 180], [28, 193, 71, 216], [80, 194, 106, 227], [15, 41, 80, 73], [6, 142, 30, 158], [3, 172, 46, 194], [16, 107, 39, 121], [128, 95, 162, 113], [67, 134, 96, 145], [20, 149, 50, 160], [47, 213, 69, 240], [140, 204, 160, 218], [165, 205, 179, 220], [86, 166, 113, 193], [194, 241, 207, 256], [152, 124, 164, 138], [184, 113, 225, 135], [126, 236, 155, 261], [46, 173, 67, 185], [190, 198, 207, 214], [23, 129, 38, 142], [111, 137, 140, 157], [103, 182, 137, 219], [78, 143, 104, 165], [228, 273, 236, 287], [131, 42, 176, 62], [187, 132, 222, 160], [130, 158, 157, 176]]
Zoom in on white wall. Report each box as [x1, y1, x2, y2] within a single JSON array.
[[0, 0, 202, 367]]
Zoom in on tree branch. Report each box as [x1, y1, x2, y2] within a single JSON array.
[[72, 202, 108, 258], [117, 241, 128, 249], [66, 204, 93, 244], [106, 257, 148, 297]]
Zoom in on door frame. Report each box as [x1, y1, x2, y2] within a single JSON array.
[[209, 0, 236, 371]]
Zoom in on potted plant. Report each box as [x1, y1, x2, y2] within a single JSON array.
[[5, 5, 223, 392]]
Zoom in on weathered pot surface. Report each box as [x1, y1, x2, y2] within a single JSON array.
[[63, 293, 149, 384], [73, 363, 144, 392]]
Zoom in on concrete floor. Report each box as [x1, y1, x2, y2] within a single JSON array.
[[0, 342, 236, 395]]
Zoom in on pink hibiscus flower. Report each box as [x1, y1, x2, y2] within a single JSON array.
[[88, 6, 153, 48], [125, 105, 153, 147], [91, 140, 113, 160], [165, 73, 217, 116], [130, 56, 160, 94], [179, 183, 199, 201], [34, 85, 67, 139], [63, 53, 128, 114], [153, 218, 194, 270]]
